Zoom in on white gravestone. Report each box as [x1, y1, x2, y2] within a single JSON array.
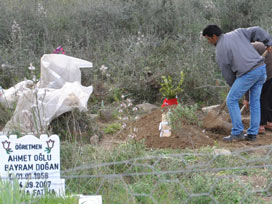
[[0, 134, 65, 196]]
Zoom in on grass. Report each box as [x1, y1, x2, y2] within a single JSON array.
[[0, 136, 270, 203], [0, 179, 78, 204], [2, 0, 272, 105], [60, 141, 270, 203], [1, 0, 272, 202], [103, 123, 121, 134]]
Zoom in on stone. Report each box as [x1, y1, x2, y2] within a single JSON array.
[[98, 109, 114, 122], [90, 135, 99, 145], [136, 103, 158, 113], [213, 148, 232, 156]]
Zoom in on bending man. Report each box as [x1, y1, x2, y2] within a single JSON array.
[[202, 25, 272, 142]]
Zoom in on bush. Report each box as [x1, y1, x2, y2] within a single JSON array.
[[0, 0, 271, 105], [103, 123, 121, 134]]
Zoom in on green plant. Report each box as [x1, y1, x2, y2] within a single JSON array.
[[0, 177, 78, 203], [169, 104, 200, 128], [50, 110, 96, 143], [0, 178, 25, 204], [0, 103, 13, 126], [159, 71, 184, 99], [103, 123, 121, 134]]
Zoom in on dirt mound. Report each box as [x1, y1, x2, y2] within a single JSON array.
[[117, 108, 272, 150]]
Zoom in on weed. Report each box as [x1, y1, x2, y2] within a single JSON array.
[[103, 123, 121, 134], [169, 104, 200, 129]]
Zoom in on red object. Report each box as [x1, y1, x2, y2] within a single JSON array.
[[53, 45, 66, 55], [161, 98, 178, 108]]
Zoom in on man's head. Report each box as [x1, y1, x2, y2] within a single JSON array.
[[202, 24, 223, 46]]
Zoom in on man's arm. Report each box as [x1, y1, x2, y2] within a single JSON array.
[[219, 63, 236, 86], [241, 26, 272, 46], [216, 47, 236, 86]]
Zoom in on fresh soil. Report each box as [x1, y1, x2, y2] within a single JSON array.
[[115, 107, 272, 150]]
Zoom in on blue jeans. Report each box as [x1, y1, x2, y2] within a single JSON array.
[[226, 65, 267, 135]]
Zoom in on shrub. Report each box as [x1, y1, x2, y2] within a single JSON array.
[[103, 123, 121, 134], [160, 71, 184, 99]]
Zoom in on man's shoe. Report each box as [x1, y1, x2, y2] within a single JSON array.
[[244, 134, 257, 141], [223, 133, 244, 142]]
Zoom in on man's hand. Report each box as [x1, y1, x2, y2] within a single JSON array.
[[267, 46, 272, 53], [243, 99, 249, 108]]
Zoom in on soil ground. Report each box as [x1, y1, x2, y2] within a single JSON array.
[[112, 107, 272, 150]]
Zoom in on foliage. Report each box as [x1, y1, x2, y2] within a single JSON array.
[[1, 1, 271, 202], [1, 0, 270, 105], [0, 178, 24, 204], [103, 123, 121, 134], [0, 103, 13, 126], [49, 110, 98, 143], [214, 0, 263, 32], [160, 71, 184, 99], [0, 178, 77, 204], [61, 141, 262, 203], [169, 104, 200, 128]]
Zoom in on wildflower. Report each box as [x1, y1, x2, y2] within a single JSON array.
[[132, 107, 138, 112], [99, 65, 108, 74], [121, 95, 125, 99], [37, 3, 47, 17], [204, 1, 215, 9], [32, 75, 37, 82], [28, 63, 35, 71], [11, 20, 21, 35], [128, 134, 136, 139], [31, 104, 38, 108], [122, 123, 127, 129], [120, 103, 127, 108]]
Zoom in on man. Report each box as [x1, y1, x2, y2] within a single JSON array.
[[244, 42, 272, 134], [202, 25, 272, 142]]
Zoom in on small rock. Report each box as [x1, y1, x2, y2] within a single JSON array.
[[89, 114, 98, 120], [90, 135, 99, 145], [201, 104, 220, 113], [98, 109, 114, 122], [136, 103, 158, 113], [213, 149, 232, 156]]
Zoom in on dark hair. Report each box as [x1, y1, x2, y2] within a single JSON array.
[[202, 25, 223, 37]]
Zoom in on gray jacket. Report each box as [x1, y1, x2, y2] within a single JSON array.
[[216, 26, 272, 86]]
